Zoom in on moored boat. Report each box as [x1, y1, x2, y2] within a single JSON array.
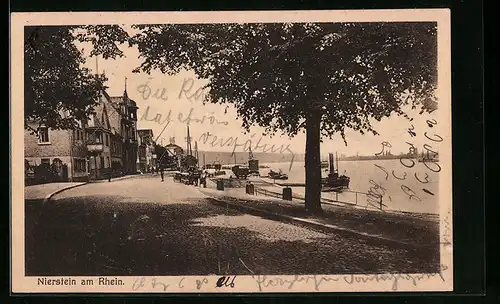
[[320, 160, 329, 169], [321, 152, 350, 192], [268, 169, 288, 180]]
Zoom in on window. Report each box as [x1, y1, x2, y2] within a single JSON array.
[[74, 129, 83, 141], [74, 159, 87, 172], [95, 132, 102, 143], [38, 127, 50, 143], [41, 158, 50, 166], [105, 134, 109, 146]]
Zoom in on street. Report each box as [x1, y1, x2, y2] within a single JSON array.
[[25, 175, 438, 276]]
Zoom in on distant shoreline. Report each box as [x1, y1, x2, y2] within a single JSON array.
[[197, 150, 419, 165]]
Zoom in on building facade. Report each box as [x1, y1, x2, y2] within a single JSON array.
[[25, 114, 89, 183], [25, 79, 140, 184], [85, 98, 113, 179], [137, 129, 155, 172], [99, 84, 139, 176]]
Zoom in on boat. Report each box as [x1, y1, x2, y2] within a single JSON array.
[[268, 169, 288, 180], [248, 147, 260, 175], [321, 152, 349, 192], [232, 165, 250, 179]]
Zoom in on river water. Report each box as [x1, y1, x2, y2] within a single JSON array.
[[260, 159, 440, 215]]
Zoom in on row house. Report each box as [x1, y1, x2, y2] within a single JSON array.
[[104, 87, 139, 175], [24, 81, 140, 183], [89, 84, 139, 177], [24, 112, 89, 183], [137, 129, 156, 172]]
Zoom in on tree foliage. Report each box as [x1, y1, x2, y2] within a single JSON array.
[[24, 25, 129, 132], [130, 23, 437, 142], [129, 22, 438, 213]]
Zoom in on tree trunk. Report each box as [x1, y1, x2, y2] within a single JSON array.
[[304, 111, 323, 214]]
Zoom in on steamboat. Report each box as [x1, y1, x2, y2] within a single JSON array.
[[321, 152, 350, 192]]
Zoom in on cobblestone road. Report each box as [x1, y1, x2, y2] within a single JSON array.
[[25, 175, 439, 276]]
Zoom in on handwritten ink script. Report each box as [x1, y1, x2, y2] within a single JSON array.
[[253, 264, 448, 292], [216, 276, 236, 288], [136, 77, 208, 104], [199, 131, 296, 171], [132, 276, 186, 292], [252, 274, 339, 292], [141, 105, 229, 127], [198, 132, 295, 163], [137, 78, 169, 101], [139, 105, 229, 143], [370, 118, 442, 209], [131, 276, 221, 292], [441, 210, 452, 247]]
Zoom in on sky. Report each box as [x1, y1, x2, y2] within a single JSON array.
[[76, 26, 441, 158]]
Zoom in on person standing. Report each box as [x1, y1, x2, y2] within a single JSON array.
[[200, 170, 207, 188], [160, 167, 164, 182]]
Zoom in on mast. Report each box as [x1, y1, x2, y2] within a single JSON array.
[[336, 152, 339, 173], [194, 141, 199, 166], [329, 153, 335, 175], [186, 125, 192, 156]]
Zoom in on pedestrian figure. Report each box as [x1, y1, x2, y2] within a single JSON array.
[[200, 171, 207, 188], [160, 167, 164, 182]]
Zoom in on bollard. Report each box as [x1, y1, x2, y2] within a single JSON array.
[[216, 179, 224, 191], [282, 187, 292, 201], [246, 183, 255, 195]]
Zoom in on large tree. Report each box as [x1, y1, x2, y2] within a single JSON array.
[[128, 23, 437, 213], [24, 25, 128, 132]]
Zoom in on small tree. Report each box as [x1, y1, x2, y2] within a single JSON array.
[[24, 25, 128, 133]]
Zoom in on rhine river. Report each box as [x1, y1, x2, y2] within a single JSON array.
[[260, 159, 440, 215]]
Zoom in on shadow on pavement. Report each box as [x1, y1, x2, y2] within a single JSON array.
[[25, 196, 440, 276]]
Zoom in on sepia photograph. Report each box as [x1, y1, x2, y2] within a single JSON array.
[[11, 10, 452, 293]]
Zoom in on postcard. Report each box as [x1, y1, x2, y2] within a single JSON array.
[[11, 9, 452, 293]]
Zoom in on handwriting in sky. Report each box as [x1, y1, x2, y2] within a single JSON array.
[[371, 117, 443, 207], [137, 77, 169, 101], [198, 131, 296, 171], [178, 77, 208, 103]]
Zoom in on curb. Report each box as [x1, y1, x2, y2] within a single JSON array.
[[208, 196, 435, 250], [42, 182, 89, 203], [88, 174, 140, 183]]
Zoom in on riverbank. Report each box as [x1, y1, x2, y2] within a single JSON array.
[[199, 181, 440, 250]]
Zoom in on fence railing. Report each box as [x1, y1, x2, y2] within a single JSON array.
[[253, 186, 385, 211], [254, 187, 283, 199]]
